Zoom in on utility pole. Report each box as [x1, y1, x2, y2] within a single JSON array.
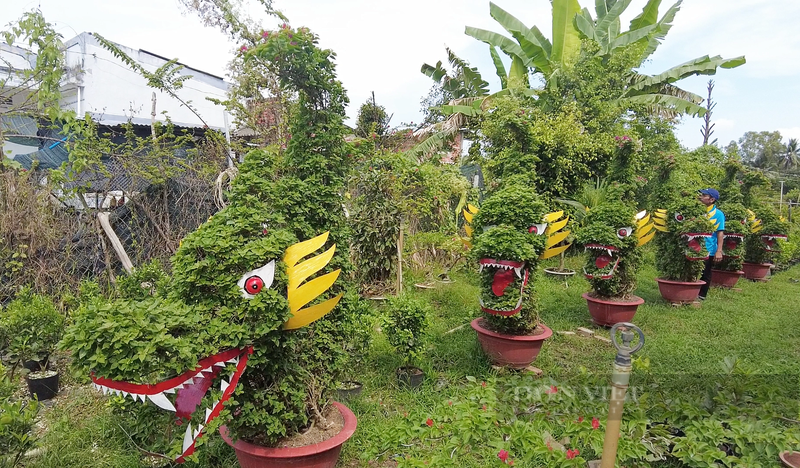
[[780, 180, 786, 216]]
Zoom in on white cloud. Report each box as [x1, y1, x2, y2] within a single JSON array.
[[778, 127, 800, 141]]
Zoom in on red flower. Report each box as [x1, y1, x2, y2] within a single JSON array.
[[547, 441, 553, 451], [566, 449, 579, 459], [592, 417, 600, 430], [261, 30, 270, 38], [498, 450, 509, 462], [577, 416, 584, 423], [481, 381, 486, 387], [482, 404, 487, 411], [425, 418, 433, 427], [239, 45, 248, 53], [546, 385, 558, 394], [447, 400, 453, 406]]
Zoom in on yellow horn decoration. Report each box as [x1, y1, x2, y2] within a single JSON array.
[[546, 230, 570, 248], [463, 209, 474, 224], [546, 216, 569, 235], [540, 243, 570, 260], [637, 230, 656, 247], [284, 232, 329, 269], [464, 224, 474, 237], [467, 204, 479, 213], [283, 231, 341, 330], [288, 245, 336, 292], [636, 214, 651, 228], [284, 294, 343, 330], [543, 211, 564, 223], [653, 224, 669, 232], [636, 222, 654, 237]]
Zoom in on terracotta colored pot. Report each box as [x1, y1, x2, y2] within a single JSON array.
[[582, 293, 644, 327], [780, 450, 800, 468], [655, 278, 704, 304], [710, 269, 744, 288], [742, 262, 771, 281], [471, 318, 552, 368], [220, 401, 357, 468]]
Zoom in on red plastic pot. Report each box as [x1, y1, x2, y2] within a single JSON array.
[[655, 278, 704, 304], [471, 318, 552, 368], [582, 293, 644, 327], [710, 269, 744, 288], [742, 262, 771, 281], [219, 401, 357, 468]]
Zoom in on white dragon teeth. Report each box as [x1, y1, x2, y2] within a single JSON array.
[[220, 379, 230, 393], [182, 424, 194, 453], [194, 425, 204, 439], [514, 266, 523, 279], [213, 362, 226, 368], [226, 357, 240, 365], [205, 408, 213, 423], [148, 392, 177, 412]]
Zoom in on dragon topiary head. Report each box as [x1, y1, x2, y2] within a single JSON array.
[[716, 202, 749, 271], [575, 202, 654, 298], [744, 207, 789, 265], [652, 198, 715, 282], [468, 185, 569, 335]]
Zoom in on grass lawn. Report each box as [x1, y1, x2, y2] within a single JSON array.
[[24, 253, 800, 467]]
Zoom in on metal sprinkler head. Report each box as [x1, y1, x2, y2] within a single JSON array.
[[610, 322, 644, 366]]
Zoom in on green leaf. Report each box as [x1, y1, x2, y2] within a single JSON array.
[[488, 45, 508, 89], [489, 2, 553, 74], [629, 0, 664, 31], [594, 0, 633, 41], [642, 0, 682, 59], [465, 26, 526, 64], [620, 93, 707, 117], [551, 0, 582, 67]]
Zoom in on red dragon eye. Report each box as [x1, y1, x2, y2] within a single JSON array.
[[618, 228, 628, 237], [244, 276, 264, 294], [675, 213, 684, 222], [529, 226, 539, 234]]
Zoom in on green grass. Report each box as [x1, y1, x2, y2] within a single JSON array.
[[25, 256, 800, 467]]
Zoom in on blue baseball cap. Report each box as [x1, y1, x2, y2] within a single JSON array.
[[698, 188, 720, 200]]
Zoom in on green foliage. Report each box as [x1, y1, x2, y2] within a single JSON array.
[[481, 97, 611, 198], [470, 185, 552, 334], [654, 197, 714, 282], [383, 295, 431, 366], [0, 396, 39, 468], [0, 289, 64, 369], [116, 259, 170, 300], [355, 97, 390, 139], [575, 202, 641, 298], [744, 206, 790, 265]]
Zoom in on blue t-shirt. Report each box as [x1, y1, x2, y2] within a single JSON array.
[[705, 205, 725, 255]]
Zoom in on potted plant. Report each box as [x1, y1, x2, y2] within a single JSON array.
[[468, 185, 568, 368], [652, 198, 715, 304], [575, 202, 655, 326], [743, 207, 789, 281], [0, 290, 63, 400], [383, 294, 431, 388], [710, 202, 748, 288], [62, 26, 360, 467]]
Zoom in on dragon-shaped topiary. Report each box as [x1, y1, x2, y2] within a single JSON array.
[[744, 207, 789, 266], [575, 202, 654, 299], [715, 202, 749, 272], [62, 26, 363, 462], [652, 197, 716, 283], [468, 185, 570, 335]]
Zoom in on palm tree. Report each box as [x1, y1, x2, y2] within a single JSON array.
[[781, 138, 800, 171]]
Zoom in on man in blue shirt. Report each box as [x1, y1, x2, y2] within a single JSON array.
[[698, 188, 725, 300]]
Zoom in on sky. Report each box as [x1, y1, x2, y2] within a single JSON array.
[[3, 0, 800, 150]]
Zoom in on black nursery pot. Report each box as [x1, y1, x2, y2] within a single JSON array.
[[22, 357, 50, 373], [396, 366, 425, 389], [27, 371, 59, 401], [335, 381, 364, 400]]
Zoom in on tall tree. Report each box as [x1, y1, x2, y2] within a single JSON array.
[[737, 131, 785, 168], [700, 79, 716, 146], [782, 138, 800, 171]]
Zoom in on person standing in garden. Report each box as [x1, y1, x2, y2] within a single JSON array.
[[698, 188, 725, 300]]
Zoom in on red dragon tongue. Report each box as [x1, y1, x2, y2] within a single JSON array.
[[688, 238, 701, 252], [595, 254, 612, 269], [492, 269, 515, 296], [765, 239, 775, 248], [724, 239, 737, 250], [175, 367, 222, 419]]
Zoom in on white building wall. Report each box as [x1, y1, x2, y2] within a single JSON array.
[[63, 33, 230, 130]]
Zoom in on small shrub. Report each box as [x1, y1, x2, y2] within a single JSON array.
[[384, 294, 431, 366], [0, 289, 64, 372]]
